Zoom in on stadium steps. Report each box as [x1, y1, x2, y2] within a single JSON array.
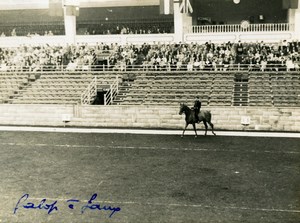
[[9, 73, 95, 104], [112, 82, 133, 105], [233, 73, 249, 106], [0, 73, 32, 104]]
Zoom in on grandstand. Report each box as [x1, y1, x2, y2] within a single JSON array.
[[1, 68, 299, 107], [0, 0, 299, 131], [1, 2, 300, 223]]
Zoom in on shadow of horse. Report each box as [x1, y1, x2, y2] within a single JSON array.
[[179, 103, 216, 137]]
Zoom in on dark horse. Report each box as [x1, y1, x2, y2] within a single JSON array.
[[179, 103, 216, 137]]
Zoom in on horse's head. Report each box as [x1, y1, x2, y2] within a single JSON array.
[[179, 103, 188, 115]]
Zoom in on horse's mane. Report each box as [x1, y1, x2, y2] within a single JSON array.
[[181, 103, 189, 107], [182, 103, 192, 109]]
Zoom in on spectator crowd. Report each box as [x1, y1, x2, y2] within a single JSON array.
[[83, 22, 172, 35], [0, 40, 300, 72]]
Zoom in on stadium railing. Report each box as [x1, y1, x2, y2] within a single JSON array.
[[0, 63, 298, 72], [189, 23, 293, 33]]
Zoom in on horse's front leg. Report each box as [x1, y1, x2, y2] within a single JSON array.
[[192, 123, 197, 138], [181, 123, 189, 138]]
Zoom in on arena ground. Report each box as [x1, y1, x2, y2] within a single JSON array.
[[0, 127, 299, 223]]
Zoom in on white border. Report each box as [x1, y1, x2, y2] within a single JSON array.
[[0, 126, 300, 138]]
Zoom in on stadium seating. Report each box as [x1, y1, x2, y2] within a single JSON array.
[[248, 73, 273, 106], [0, 38, 299, 107], [0, 72, 29, 103], [8, 72, 119, 104], [117, 71, 300, 107], [209, 73, 234, 106], [120, 72, 232, 106], [270, 73, 300, 107], [1, 70, 299, 107]]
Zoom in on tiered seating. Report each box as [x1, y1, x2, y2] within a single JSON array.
[[93, 72, 122, 87], [0, 73, 28, 103], [119, 72, 300, 107], [11, 73, 94, 104], [270, 73, 300, 107], [121, 72, 224, 106], [209, 73, 234, 106], [1, 71, 299, 107], [248, 73, 273, 106]]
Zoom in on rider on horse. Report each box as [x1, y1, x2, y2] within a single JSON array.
[[193, 96, 201, 123]]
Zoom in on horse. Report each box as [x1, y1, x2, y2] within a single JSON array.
[[179, 103, 216, 137]]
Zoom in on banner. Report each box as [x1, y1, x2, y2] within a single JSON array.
[[160, 0, 174, 15], [179, 0, 193, 14], [49, 0, 63, 17]]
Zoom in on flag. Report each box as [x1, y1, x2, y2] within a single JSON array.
[[179, 0, 193, 14], [49, 0, 63, 16], [66, 6, 79, 16], [160, 0, 174, 15]]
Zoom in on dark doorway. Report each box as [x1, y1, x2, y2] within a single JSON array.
[[92, 90, 107, 105]]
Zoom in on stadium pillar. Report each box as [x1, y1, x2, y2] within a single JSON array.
[[287, 0, 300, 39], [173, 1, 192, 43], [293, 1, 300, 39], [63, 1, 79, 44], [64, 8, 76, 44]]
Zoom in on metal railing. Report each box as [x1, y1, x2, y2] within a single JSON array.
[[190, 23, 294, 33], [0, 62, 299, 74], [104, 76, 119, 105], [81, 76, 97, 105]]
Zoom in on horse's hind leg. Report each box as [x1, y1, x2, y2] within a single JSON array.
[[192, 123, 198, 138], [209, 122, 216, 136], [203, 121, 208, 136]]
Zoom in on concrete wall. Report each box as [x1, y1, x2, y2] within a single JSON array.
[[0, 32, 295, 48], [184, 31, 295, 44], [0, 104, 299, 132]]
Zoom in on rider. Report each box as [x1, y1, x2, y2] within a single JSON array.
[[193, 96, 201, 123]]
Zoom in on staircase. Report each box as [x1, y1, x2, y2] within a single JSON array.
[[112, 82, 133, 105], [233, 73, 249, 106], [4, 73, 38, 104]]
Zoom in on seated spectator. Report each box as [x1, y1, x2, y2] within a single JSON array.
[[294, 59, 300, 71], [286, 57, 294, 71], [187, 60, 193, 71], [199, 59, 205, 70], [176, 59, 183, 70], [30, 60, 41, 72], [0, 39, 299, 72], [223, 57, 230, 71], [11, 28, 16, 36], [159, 56, 167, 71], [0, 60, 8, 71], [66, 60, 77, 71], [260, 58, 268, 71], [193, 59, 200, 70]]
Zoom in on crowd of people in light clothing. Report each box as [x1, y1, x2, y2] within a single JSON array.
[[0, 39, 299, 72]]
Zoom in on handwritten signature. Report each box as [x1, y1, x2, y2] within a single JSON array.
[[13, 193, 121, 218]]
